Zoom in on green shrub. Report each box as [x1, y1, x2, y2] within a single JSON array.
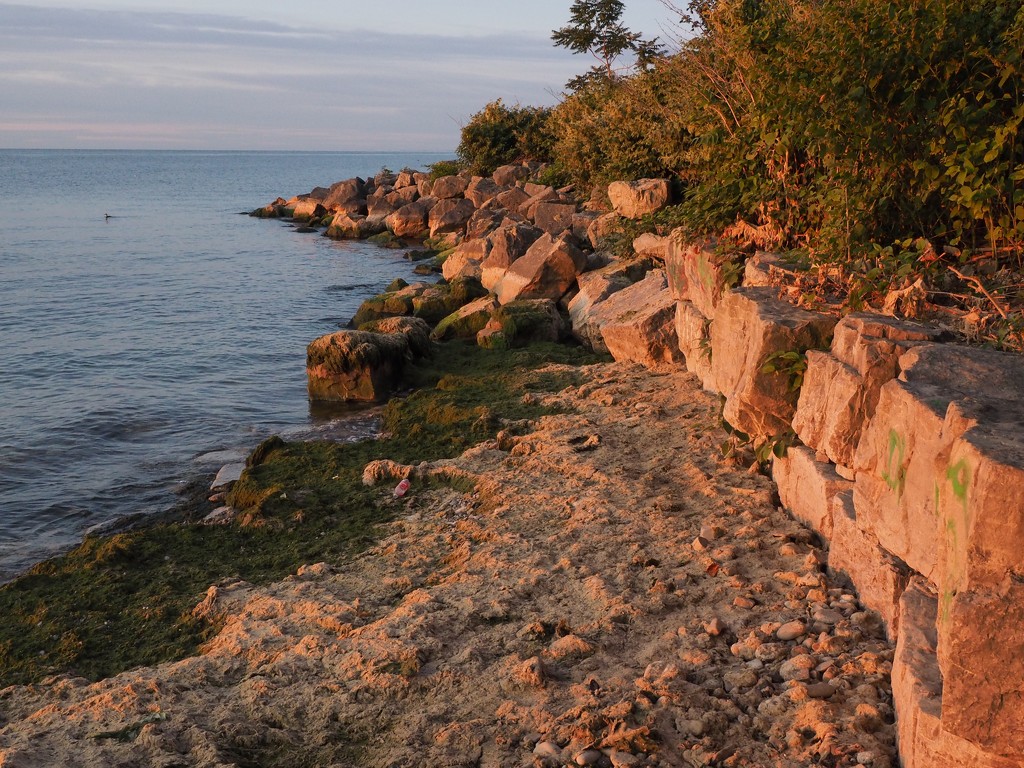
[[456, 99, 555, 175]]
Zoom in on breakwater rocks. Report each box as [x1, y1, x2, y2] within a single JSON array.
[[262, 163, 1023, 766]]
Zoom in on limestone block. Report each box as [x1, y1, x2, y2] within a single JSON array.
[[632, 233, 669, 262], [465, 176, 502, 208], [587, 211, 620, 249], [493, 187, 531, 214], [828, 490, 911, 639], [386, 198, 435, 239], [325, 212, 384, 239], [568, 269, 633, 350], [430, 175, 470, 199], [663, 237, 740, 319], [480, 223, 542, 292], [854, 343, 1024, 586], [394, 170, 416, 189], [519, 187, 560, 221], [607, 178, 670, 219], [494, 232, 586, 305], [597, 270, 684, 370], [307, 319, 430, 402], [428, 197, 476, 238], [322, 177, 366, 212], [772, 445, 852, 541], [431, 296, 500, 341], [795, 312, 942, 469], [937, 583, 1024, 757], [287, 197, 327, 221], [442, 238, 490, 282], [533, 201, 577, 236], [386, 186, 420, 207], [465, 209, 503, 241], [490, 299, 565, 346], [710, 287, 836, 441], [674, 301, 715, 391], [571, 211, 600, 243], [893, 579, 1021, 768], [492, 163, 531, 187]]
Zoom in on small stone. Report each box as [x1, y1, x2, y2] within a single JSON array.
[[779, 542, 800, 556], [534, 741, 562, 760], [856, 751, 876, 765], [609, 750, 642, 767], [678, 718, 705, 737], [733, 596, 756, 609], [575, 748, 603, 766], [699, 523, 723, 541], [723, 668, 758, 691], [776, 621, 807, 641], [812, 607, 844, 625], [779, 655, 817, 682], [692, 535, 710, 551], [517, 656, 547, 687], [805, 682, 837, 699], [703, 617, 724, 636]]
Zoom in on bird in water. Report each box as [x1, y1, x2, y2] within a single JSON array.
[[104, 213, 112, 220]]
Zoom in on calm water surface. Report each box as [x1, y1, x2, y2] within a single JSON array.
[[0, 149, 450, 580]]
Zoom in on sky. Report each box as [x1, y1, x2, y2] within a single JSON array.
[[0, 1, 679, 151]]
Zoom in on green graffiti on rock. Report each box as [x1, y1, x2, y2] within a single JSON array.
[[882, 429, 907, 497]]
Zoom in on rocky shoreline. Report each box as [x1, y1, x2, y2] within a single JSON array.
[[3, 160, 1021, 767]]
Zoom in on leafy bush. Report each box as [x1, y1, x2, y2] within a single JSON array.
[[456, 100, 555, 175], [428, 160, 464, 181]]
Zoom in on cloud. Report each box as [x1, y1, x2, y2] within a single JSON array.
[[0, 3, 580, 149]]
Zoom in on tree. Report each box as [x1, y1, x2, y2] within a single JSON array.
[[552, 0, 663, 91]]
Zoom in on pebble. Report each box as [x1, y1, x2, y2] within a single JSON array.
[[700, 523, 723, 540], [692, 535, 710, 551], [575, 748, 603, 766], [533, 741, 562, 760], [779, 542, 800, 557], [813, 607, 844, 625], [856, 751, 876, 765], [703, 617, 724, 636], [609, 750, 642, 767], [776, 621, 807, 641], [805, 682, 837, 699], [733, 596, 756, 609], [723, 668, 758, 691], [779, 655, 817, 682]]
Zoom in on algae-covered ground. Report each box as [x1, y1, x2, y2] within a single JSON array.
[[0, 341, 605, 688]]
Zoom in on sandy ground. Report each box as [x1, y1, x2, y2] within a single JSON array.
[[0, 362, 898, 768]]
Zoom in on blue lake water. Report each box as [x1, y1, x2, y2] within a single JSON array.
[[0, 149, 451, 580]]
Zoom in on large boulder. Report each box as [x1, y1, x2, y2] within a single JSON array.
[[607, 179, 671, 219], [481, 222, 543, 291], [710, 287, 836, 441], [792, 314, 941, 473], [465, 177, 502, 208], [386, 186, 420, 207], [587, 212, 620, 249], [494, 232, 586, 305], [851, 343, 1024, 755], [893, 579, 1021, 768], [664, 237, 741, 319], [428, 197, 476, 238], [533, 201, 577, 236], [596, 270, 683, 369], [466, 209, 503, 241], [772, 444, 852, 542], [568, 265, 635, 349], [493, 187, 531, 213], [322, 178, 366, 213], [492, 164, 531, 187], [386, 198, 435, 239], [633, 233, 670, 262], [431, 296, 500, 341], [674, 300, 715, 392], [519, 186, 560, 220], [441, 238, 490, 282], [286, 197, 327, 222], [431, 174, 470, 199], [325, 212, 383, 239], [306, 318, 431, 402], [479, 299, 564, 349], [828, 491, 912, 638]]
